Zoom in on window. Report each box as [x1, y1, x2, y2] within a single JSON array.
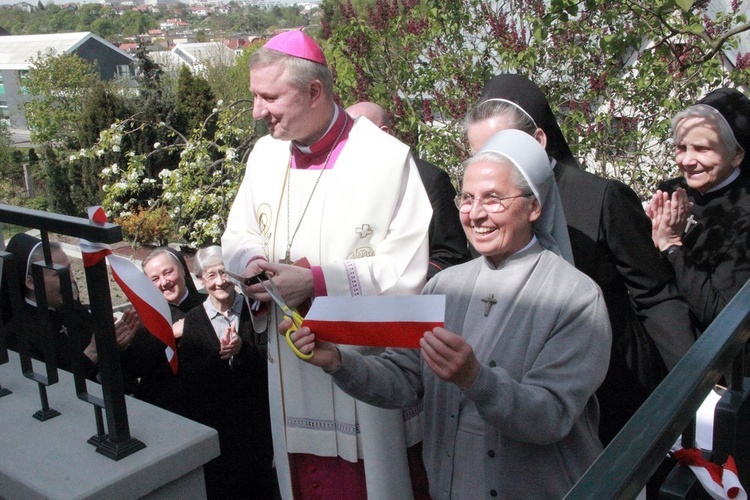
[[116, 65, 131, 80], [18, 70, 29, 94]]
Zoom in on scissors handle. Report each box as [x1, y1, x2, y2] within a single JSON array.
[[284, 310, 313, 360]]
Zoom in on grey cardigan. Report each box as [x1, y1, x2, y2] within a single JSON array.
[[332, 246, 611, 499]]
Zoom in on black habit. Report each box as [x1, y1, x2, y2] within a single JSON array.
[[480, 74, 696, 445], [179, 297, 274, 499], [656, 86, 750, 332], [124, 290, 206, 414], [415, 158, 471, 279]]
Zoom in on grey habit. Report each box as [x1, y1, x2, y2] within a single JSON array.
[[329, 130, 611, 498]]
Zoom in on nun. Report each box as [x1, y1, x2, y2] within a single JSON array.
[[284, 130, 612, 499], [466, 73, 696, 446], [2, 233, 138, 380], [648, 87, 750, 331]]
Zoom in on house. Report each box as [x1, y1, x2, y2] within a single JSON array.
[[151, 41, 237, 76], [0, 32, 135, 129], [8, 2, 36, 13], [118, 42, 140, 54]]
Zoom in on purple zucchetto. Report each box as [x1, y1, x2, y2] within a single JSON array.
[[263, 30, 327, 66]]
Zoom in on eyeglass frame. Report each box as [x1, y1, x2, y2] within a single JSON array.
[[454, 192, 533, 214], [201, 268, 229, 283]]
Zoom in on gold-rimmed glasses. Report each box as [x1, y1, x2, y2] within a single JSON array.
[[454, 193, 532, 214]]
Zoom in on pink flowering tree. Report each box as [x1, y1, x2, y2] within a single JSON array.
[[320, 0, 750, 196]]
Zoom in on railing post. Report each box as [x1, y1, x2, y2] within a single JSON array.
[[0, 204, 146, 460], [83, 256, 145, 459], [712, 365, 750, 488]]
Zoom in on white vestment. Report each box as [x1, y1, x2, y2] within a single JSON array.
[[222, 117, 432, 499]]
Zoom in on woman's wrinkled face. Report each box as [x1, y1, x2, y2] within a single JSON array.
[[200, 264, 234, 303], [674, 116, 744, 193], [459, 161, 540, 266]]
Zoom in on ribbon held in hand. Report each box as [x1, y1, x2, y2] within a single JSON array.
[[80, 206, 178, 374]]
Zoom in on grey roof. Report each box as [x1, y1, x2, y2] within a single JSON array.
[[171, 42, 237, 66], [0, 31, 133, 71]]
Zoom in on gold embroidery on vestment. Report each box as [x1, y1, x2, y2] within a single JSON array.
[[257, 203, 273, 259], [348, 247, 375, 259]]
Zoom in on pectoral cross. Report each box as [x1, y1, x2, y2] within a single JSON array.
[[280, 248, 293, 265], [481, 293, 497, 317], [685, 214, 698, 234]]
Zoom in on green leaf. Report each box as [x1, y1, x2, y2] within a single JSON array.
[[675, 0, 695, 12], [534, 26, 543, 44]]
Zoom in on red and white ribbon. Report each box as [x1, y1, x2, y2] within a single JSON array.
[[301, 295, 445, 348], [80, 206, 178, 374], [673, 446, 747, 500]]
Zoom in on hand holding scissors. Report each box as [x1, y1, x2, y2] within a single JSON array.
[[225, 270, 312, 360]]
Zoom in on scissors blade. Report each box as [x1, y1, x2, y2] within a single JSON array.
[[225, 270, 292, 316], [224, 270, 257, 287], [258, 278, 295, 317]]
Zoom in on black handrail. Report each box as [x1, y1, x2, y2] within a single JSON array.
[[566, 279, 750, 499], [0, 203, 145, 460]]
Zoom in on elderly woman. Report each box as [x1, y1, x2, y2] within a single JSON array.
[[648, 87, 750, 331], [284, 130, 611, 499], [467, 75, 696, 445], [178, 245, 275, 499]]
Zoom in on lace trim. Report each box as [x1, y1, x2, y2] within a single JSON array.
[[286, 417, 360, 436], [345, 260, 362, 296], [402, 401, 423, 422]]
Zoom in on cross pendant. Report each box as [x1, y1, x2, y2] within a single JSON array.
[[684, 214, 698, 234], [481, 293, 497, 317], [279, 249, 293, 265]]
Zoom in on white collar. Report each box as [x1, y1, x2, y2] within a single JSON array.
[[705, 168, 740, 194], [294, 106, 339, 154]]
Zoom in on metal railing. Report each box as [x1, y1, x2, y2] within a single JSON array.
[[566, 279, 750, 499], [0, 203, 145, 460]]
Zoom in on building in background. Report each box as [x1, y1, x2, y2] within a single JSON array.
[[0, 32, 134, 128]]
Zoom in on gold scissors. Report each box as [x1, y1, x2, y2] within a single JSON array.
[[225, 270, 312, 360]]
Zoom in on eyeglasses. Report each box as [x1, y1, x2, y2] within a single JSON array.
[[203, 269, 228, 283], [454, 193, 532, 214]]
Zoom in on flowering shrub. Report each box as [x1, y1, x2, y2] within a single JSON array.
[[71, 99, 257, 246], [115, 205, 172, 247], [323, 0, 750, 197]]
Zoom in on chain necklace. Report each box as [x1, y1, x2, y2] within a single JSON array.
[[282, 113, 348, 264]]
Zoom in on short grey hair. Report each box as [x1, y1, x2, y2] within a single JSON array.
[[464, 99, 538, 136], [672, 104, 743, 155], [463, 151, 534, 199], [250, 47, 334, 99], [193, 245, 224, 278]]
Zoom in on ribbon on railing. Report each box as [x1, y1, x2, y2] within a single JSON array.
[[673, 446, 747, 500], [80, 206, 178, 374]]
